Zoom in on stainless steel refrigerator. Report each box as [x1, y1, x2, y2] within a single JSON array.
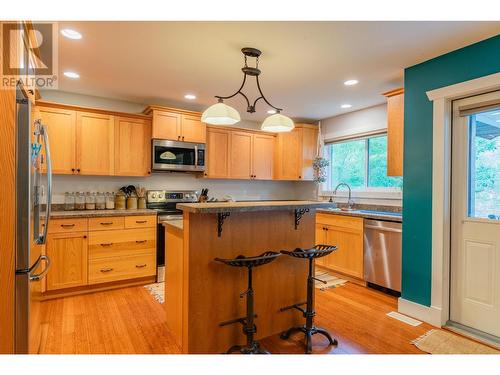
[[15, 82, 53, 354]]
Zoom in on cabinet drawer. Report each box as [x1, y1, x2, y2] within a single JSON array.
[[88, 253, 156, 284], [88, 228, 156, 259], [88, 216, 125, 231], [48, 218, 88, 234], [124, 215, 156, 229], [316, 213, 363, 232]]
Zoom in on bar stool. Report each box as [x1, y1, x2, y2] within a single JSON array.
[[279, 245, 338, 354], [214, 251, 281, 354]]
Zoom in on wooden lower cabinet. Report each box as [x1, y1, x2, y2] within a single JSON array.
[[44, 216, 156, 294], [315, 213, 364, 279], [46, 232, 88, 291]]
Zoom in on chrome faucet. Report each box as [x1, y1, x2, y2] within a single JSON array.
[[332, 182, 354, 210]]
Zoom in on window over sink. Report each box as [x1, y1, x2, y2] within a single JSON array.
[[323, 134, 403, 191]]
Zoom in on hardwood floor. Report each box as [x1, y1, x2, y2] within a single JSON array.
[[38, 282, 431, 354]]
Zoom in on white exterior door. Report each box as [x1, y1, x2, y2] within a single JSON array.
[[450, 91, 500, 339]]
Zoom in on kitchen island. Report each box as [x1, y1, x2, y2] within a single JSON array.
[[163, 200, 332, 353]]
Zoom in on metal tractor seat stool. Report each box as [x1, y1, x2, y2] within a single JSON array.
[[214, 251, 281, 354], [279, 245, 338, 354]]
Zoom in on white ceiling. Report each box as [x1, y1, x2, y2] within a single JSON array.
[[55, 21, 500, 122]]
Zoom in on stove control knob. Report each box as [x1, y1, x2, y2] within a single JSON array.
[[151, 193, 157, 199], [158, 193, 164, 199]]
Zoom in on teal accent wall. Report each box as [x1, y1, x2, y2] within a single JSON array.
[[402, 35, 500, 306]]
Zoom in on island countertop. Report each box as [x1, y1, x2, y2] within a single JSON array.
[[176, 200, 334, 213], [47, 208, 157, 219]]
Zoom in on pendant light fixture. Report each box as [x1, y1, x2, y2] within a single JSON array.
[[202, 47, 294, 132]]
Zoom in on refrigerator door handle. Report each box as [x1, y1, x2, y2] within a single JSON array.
[[29, 255, 51, 281], [34, 121, 52, 245]]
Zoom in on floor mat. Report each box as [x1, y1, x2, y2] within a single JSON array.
[[314, 270, 347, 290], [412, 329, 499, 354], [144, 282, 164, 304]]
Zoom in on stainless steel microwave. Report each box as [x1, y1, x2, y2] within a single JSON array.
[[152, 139, 205, 172]]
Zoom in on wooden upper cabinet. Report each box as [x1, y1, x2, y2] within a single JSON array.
[[114, 116, 151, 176], [229, 131, 253, 179], [181, 115, 206, 143], [275, 124, 318, 181], [146, 106, 206, 143], [46, 232, 88, 291], [151, 110, 181, 141], [36, 106, 77, 174], [383, 88, 404, 176], [76, 111, 115, 175], [252, 134, 274, 180], [206, 127, 230, 178]]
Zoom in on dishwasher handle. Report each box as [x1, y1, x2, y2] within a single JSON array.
[[364, 224, 402, 233]]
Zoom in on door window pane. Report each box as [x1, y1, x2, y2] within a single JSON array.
[[468, 109, 500, 220], [368, 136, 403, 188], [328, 139, 366, 188]]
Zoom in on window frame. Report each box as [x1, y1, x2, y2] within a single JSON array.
[[320, 132, 403, 197]]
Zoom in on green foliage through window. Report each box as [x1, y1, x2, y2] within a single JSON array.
[[325, 135, 403, 189]]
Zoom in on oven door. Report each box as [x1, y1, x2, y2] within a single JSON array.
[[152, 139, 205, 172]]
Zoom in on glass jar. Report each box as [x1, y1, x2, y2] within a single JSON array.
[[75, 192, 85, 210], [64, 192, 75, 211], [115, 191, 126, 210], [105, 192, 115, 210], [96, 192, 106, 210], [85, 192, 96, 210]]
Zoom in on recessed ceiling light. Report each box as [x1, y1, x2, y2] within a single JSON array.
[[267, 109, 276, 114], [340, 104, 352, 109], [344, 79, 358, 86], [184, 94, 196, 100], [63, 71, 80, 79], [60, 29, 82, 40]]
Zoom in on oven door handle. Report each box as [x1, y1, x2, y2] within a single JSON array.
[[194, 145, 199, 167]]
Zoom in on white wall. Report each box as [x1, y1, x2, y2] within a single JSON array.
[[41, 90, 317, 203], [321, 104, 387, 142]]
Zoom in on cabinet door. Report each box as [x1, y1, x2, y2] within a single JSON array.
[[152, 110, 181, 141], [36, 106, 77, 174], [315, 224, 327, 266], [229, 131, 253, 179], [206, 128, 230, 178], [386, 91, 404, 176], [114, 116, 151, 176], [252, 134, 274, 180], [323, 223, 364, 279], [275, 129, 301, 180], [181, 115, 206, 143], [46, 232, 88, 290], [300, 127, 318, 181], [76, 111, 114, 175]]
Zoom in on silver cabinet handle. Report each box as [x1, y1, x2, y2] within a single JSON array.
[[100, 222, 114, 225], [100, 268, 113, 273], [136, 240, 147, 244], [29, 255, 51, 281], [135, 264, 147, 268], [60, 223, 75, 228], [100, 243, 113, 247], [135, 220, 147, 224]]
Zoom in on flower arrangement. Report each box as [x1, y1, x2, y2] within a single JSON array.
[[313, 156, 329, 184]]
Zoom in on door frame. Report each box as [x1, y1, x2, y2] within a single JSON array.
[[398, 72, 500, 327]]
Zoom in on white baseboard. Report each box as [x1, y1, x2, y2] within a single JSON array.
[[398, 298, 443, 327]]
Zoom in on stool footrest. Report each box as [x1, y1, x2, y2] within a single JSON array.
[[280, 301, 307, 314], [219, 313, 257, 327]]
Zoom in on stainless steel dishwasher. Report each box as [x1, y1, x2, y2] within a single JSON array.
[[363, 219, 402, 292]]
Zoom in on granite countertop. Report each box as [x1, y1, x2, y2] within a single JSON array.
[[48, 209, 157, 219], [176, 200, 335, 214], [317, 208, 402, 222], [161, 219, 183, 230]]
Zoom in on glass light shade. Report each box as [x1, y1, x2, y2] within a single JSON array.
[[201, 102, 241, 125], [260, 113, 294, 132]]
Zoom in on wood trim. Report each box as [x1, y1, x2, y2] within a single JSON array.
[[35, 100, 151, 120], [382, 87, 405, 97], [0, 56, 16, 354], [143, 104, 201, 117], [40, 276, 156, 300]]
